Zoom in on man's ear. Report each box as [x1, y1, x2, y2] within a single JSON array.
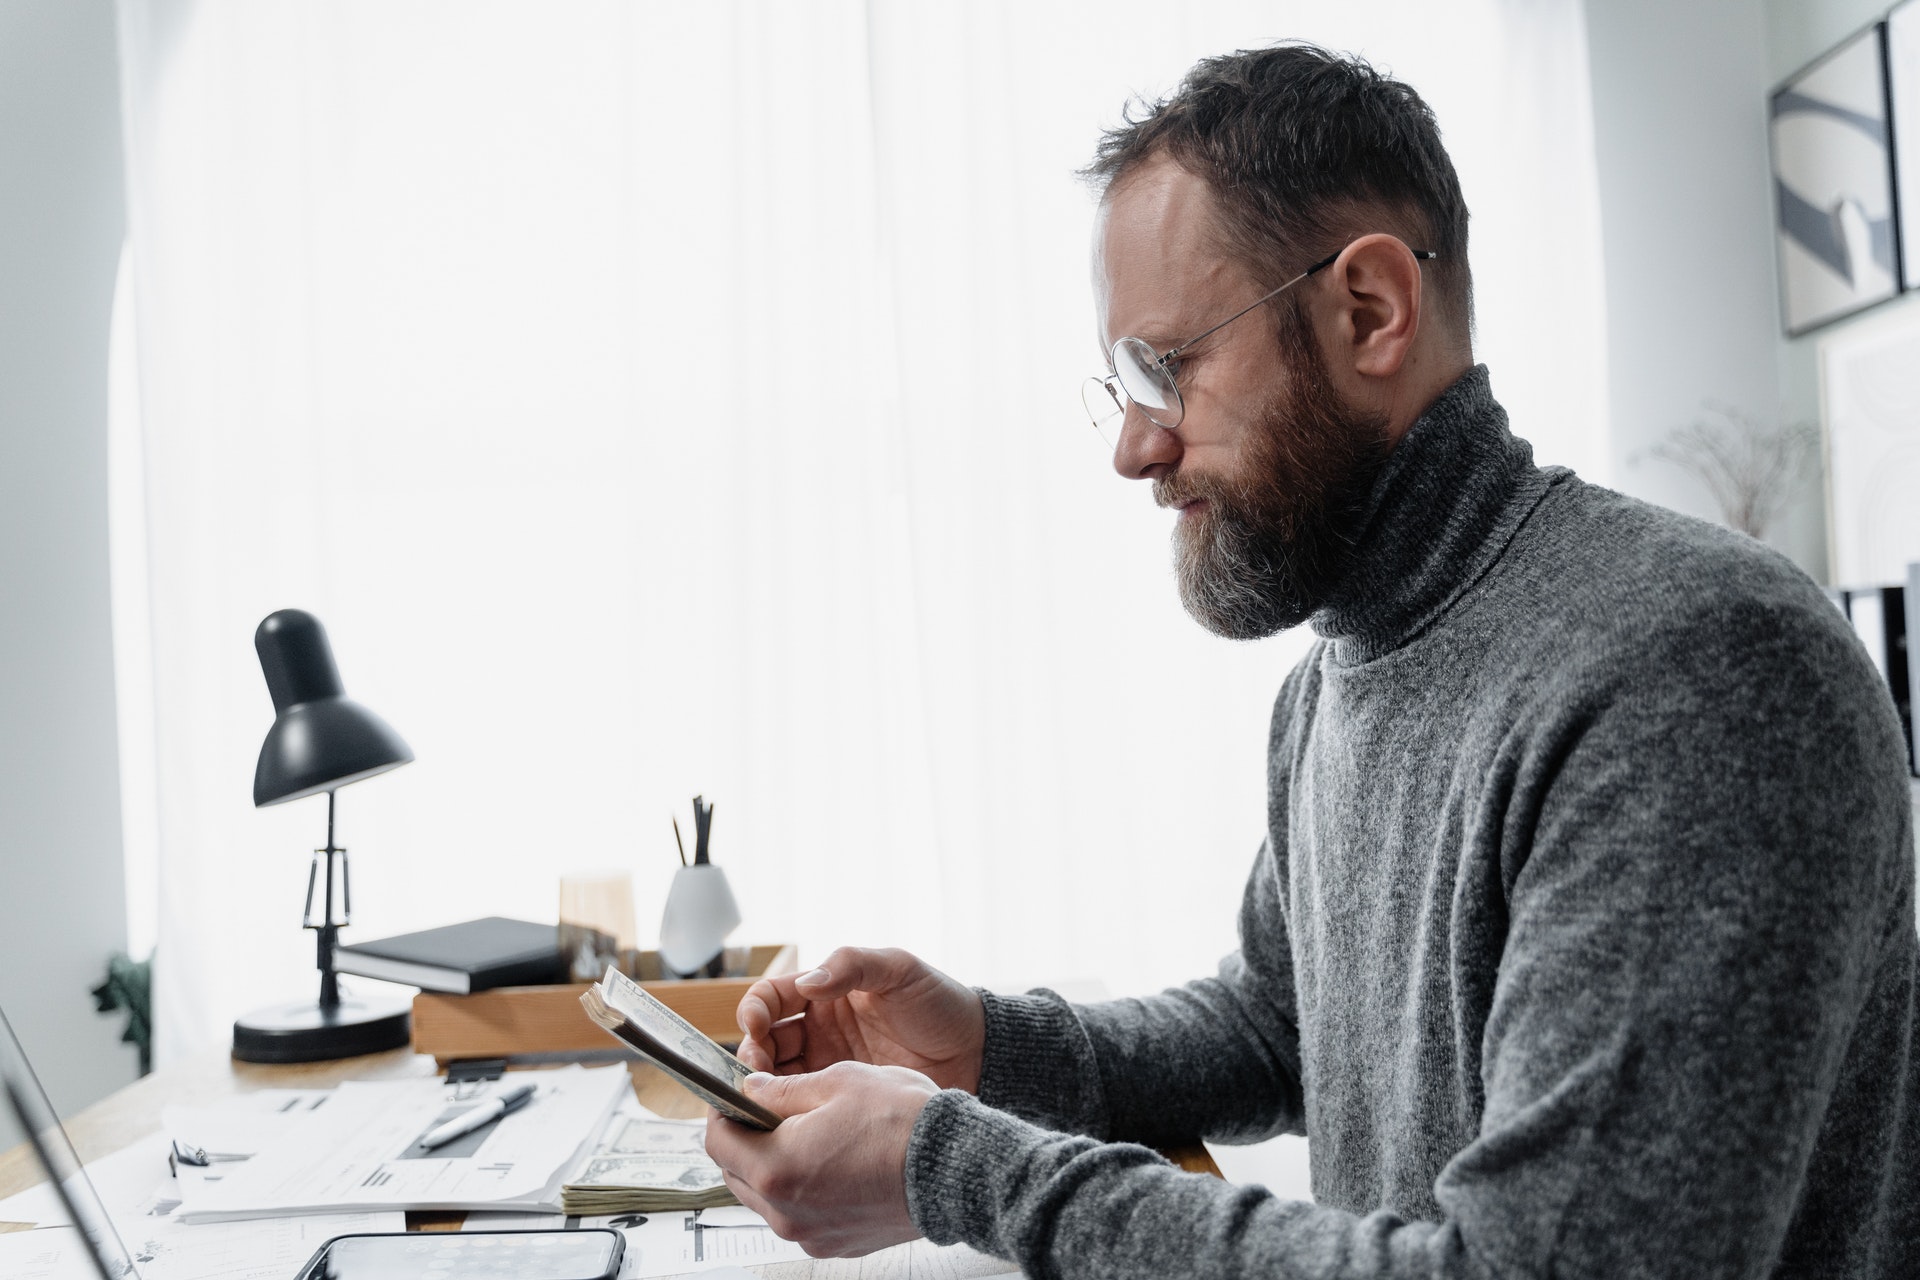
[[1324, 233, 1423, 379]]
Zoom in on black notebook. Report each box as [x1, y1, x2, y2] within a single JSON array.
[[332, 917, 569, 994]]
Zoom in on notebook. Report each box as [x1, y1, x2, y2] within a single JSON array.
[[331, 917, 569, 994]]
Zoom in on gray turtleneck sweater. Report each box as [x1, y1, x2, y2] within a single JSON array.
[[902, 368, 1918, 1278]]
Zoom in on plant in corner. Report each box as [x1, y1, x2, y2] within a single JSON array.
[[91, 951, 152, 1076]]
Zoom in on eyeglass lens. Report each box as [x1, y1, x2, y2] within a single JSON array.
[[1111, 337, 1182, 430], [1081, 378, 1126, 447]]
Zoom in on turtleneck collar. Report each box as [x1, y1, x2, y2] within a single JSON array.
[[1310, 365, 1552, 665]]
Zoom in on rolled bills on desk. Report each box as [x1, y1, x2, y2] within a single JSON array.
[[561, 1113, 739, 1215]]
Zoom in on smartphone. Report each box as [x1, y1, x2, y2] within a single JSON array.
[[294, 1229, 623, 1280]]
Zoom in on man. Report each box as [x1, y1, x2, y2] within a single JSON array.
[[704, 44, 1919, 1278]]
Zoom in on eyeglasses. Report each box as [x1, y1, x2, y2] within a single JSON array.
[[1082, 245, 1438, 446]]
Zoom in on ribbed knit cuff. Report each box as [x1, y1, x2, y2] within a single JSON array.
[[976, 989, 1109, 1137], [904, 1088, 1044, 1249]]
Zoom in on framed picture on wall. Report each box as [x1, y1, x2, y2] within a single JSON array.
[[1819, 301, 1920, 588], [1892, 1, 1920, 291], [1769, 22, 1902, 335]]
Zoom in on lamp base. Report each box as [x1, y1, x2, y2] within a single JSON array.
[[231, 994, 412, 1064]]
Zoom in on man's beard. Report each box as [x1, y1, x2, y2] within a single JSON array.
[[1155, 317, 1393, 640]]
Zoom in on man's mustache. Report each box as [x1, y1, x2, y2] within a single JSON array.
[[1154, 470, 1227, 511]]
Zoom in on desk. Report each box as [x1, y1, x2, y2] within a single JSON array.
[[2, 1049, 1221, 1277]]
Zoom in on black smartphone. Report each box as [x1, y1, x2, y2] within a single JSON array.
[[294, 1228, 624, 1280]]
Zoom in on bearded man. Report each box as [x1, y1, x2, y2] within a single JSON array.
[[703, 43, 1919, 1278]]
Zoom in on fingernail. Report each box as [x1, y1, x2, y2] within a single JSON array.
[[797, 967, 830, 985], [745, 1072, 773, 1091]]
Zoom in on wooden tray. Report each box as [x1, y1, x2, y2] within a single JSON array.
[[410, 943, 798, 1063]]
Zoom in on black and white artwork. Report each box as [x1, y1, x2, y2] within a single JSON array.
[[1770, 24, 1901, 335], [1891, 1, 1920, 291]]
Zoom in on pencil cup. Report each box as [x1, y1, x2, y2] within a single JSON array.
[[659, 864, 741, 978]]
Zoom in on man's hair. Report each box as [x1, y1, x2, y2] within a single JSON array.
[[1083, 43, 1472, 336]]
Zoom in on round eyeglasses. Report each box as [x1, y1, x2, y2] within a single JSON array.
[[1083, 245, 1437, 447]]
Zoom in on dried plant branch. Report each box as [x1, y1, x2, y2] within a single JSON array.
[[1639, 403, 1819, 540]]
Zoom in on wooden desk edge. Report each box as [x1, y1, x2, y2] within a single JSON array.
[[1164, 1142, 1223, 1178]]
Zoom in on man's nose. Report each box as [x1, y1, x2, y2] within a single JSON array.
[[1112, 406, 1180, 480]]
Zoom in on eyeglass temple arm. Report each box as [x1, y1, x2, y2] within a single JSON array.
[[1161, 248, 1438, 366]]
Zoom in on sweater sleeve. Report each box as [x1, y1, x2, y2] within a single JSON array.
[[973, 837, 1308, 1147], [903, 593, 1918, 1280], [907, 1090, 1481, 1277]]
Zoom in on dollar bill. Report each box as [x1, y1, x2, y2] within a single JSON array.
[[561, 1118, 740, 1214], [600, 1116, 709, 1157], [562, 1185, 738, 1212]]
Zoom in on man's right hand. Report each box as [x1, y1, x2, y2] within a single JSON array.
[[734, 947, 986, 1094]]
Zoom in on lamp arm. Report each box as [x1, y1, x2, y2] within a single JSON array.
[[307, 789, 349, 1011]]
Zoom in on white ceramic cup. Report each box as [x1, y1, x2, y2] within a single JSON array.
[[658, 864, 742, 976]]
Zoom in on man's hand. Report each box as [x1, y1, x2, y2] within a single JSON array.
[[735, 947, 985, 1093], [705, 1062, 938, 1258]]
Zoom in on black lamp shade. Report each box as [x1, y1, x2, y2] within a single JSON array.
[[252, 609, 412, 806]]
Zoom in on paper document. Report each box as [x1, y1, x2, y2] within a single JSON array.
[[116, 1178, 399, 1280], [162, 1088, 333, 1166], [171, 1064, 628, 1222], [468, 1204, 1015, 1280], [0, 1226, 95, 1280], [0, 1132, 401, 1280], [0, 1132, 172, 1231], [463, 1205, 811, 1278]]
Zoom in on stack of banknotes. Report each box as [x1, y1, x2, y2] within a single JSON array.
[[561, 1113, 739, 1214]]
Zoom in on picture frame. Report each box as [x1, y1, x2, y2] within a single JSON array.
[[1892, 0, 1920, 291], [1770, 22, 1903, 336], [1817, 300, 1920, 589]]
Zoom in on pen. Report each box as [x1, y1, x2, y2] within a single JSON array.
[[419, 1082, 536, 1151]]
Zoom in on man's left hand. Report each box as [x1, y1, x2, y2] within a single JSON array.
[[704, 1060, 939, 1258]]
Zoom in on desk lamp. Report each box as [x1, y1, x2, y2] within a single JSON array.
[[231, 609, 415, 1063]]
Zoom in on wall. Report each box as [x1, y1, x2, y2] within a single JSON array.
[[1760, 0, 1920, 864], [1765, 0, 1920, 561], [1767, 0, 1901, 80], [1584, 0, 1829, 577], [1588, 0, 1920, 590], [1765, 0, 1920, 910], [0, 0, 139, 1134], [0, 0, 1907, 1140]]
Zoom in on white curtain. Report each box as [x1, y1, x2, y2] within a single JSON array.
[[114, 0, 1608, 1064]]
